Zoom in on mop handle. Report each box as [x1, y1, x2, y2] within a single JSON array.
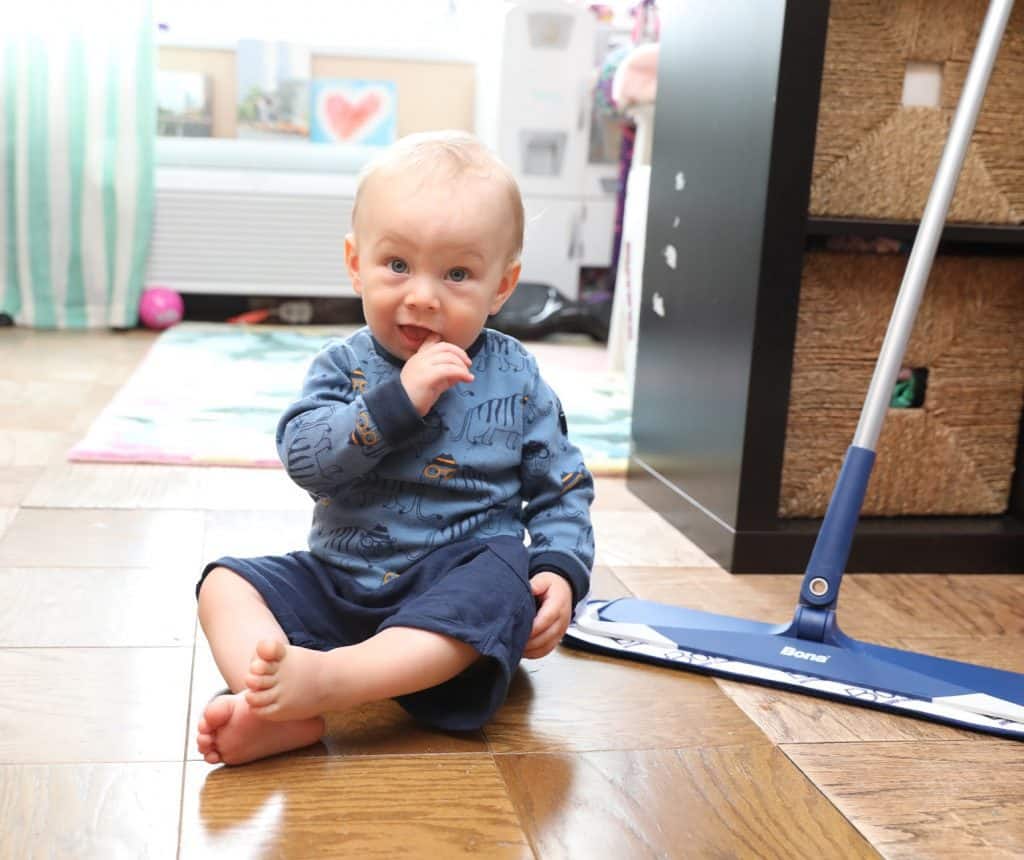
[[853, 0, 1015, 451], [799, 0, 1014, 610]]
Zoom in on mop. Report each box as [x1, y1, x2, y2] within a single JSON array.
[[563, 0, 1024, 740]]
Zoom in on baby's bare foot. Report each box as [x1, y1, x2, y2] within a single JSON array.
[[245, 638, 340, 721], [196, 690, 324, 765]]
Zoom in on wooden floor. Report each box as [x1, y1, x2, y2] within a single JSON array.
[[2, 328, 1024, 858]]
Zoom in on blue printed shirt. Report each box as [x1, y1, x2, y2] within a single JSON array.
[[276, 327, 595, 606]]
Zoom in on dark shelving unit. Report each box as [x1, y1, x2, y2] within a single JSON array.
[[626, 0, 1024, 574], [807, 216, 1024, 246]]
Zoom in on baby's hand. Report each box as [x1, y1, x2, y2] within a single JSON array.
[[524, 572, 573, 660], [400, 334, 474, 416]]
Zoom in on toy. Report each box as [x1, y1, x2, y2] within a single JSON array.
[[138, 287, 184, 330]]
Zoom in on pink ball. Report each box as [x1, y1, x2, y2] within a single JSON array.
[[139, 287, 184, 330]]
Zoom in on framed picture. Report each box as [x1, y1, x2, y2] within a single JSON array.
[[157, 69, 212, 137], [309, 79, 397, 146], [236, 40, 311, 140]]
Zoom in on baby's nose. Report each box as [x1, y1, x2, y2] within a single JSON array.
[[405, 277, 441, 309]]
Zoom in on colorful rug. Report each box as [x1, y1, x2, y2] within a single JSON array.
[[69, 324, 631, 475]]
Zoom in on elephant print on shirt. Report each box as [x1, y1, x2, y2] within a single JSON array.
[[283, 412, 345, 494], [348, 471, 416, 515], [321, 523, 397, 564], [452, 393, 525, 449], [473, 332, 530, 374]]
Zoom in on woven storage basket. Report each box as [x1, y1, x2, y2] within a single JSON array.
[[779, 251, 1024, 517], [811, 0, 1024, 224]]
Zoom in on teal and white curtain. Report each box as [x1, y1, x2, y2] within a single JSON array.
[[1, 2, 155, 329]]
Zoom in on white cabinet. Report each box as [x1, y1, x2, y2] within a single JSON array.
[[477, 0, 618, 300], [519, 196, 615, 296]]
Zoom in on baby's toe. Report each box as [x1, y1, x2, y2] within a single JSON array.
[[255, 638, 287, 664], [245, 671, 275, 691], [245, 687, 278, 710]]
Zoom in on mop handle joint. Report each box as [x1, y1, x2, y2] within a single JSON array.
[[800, 446, 876, 609]]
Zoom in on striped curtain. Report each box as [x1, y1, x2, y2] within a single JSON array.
[[1, 3, 155, 329]]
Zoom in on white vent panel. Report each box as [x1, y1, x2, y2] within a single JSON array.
[[146, 180, 357, 297]]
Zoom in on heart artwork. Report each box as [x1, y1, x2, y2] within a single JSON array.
[[312, 82, 396, 145], [324, 91, 381, 140]]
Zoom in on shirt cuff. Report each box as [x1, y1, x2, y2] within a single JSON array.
[[362, 378, 423, 445], [529, 550, 590, 609]]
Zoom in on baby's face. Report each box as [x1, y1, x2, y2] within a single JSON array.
[[345, 167, 520, 360]]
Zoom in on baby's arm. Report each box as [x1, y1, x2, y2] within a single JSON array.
[[276, 342, 424, 496]]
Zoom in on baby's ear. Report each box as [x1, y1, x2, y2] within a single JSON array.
[[344, 233, 362, 294], [490, 260, 522, 314]]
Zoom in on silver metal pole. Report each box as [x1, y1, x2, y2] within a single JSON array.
[[852, 0, 1015, 452]]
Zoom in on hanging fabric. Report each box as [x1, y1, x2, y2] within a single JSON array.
[[1, 2, 155, 329]]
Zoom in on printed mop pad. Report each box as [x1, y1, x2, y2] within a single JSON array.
[[69, 324, 631, 475]]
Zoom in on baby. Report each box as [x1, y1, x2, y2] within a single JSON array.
[[195, 130, 595, 765]]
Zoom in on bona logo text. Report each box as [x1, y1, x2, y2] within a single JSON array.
[[780, 645, 830, 663]]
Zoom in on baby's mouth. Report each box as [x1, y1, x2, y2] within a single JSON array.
[[398, 324, 434, 347]]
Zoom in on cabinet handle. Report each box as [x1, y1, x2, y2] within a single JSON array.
[[568, 205, 585, 259]]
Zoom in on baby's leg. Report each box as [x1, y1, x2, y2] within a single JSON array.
[[244, 626, 480, 722], [195, 567, 324, 765]]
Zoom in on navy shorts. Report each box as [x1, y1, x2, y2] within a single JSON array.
[[196, 535, 535, 732]]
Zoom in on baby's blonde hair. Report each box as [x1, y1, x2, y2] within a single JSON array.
[[351, 130, 525, 263]]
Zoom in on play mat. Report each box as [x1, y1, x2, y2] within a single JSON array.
[[70, 324, 630, 475]]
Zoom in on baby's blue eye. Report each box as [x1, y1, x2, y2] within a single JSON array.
[[389, 259, 408, 274], [448, 267, 468, 283]]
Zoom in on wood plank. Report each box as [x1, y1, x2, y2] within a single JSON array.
[[890, 634, 1024, 675], [0, 566, 196, 647], [497, 747, 878, 860], [0, 379, 100, 431], [485, 647, 767, 754], [0, 329, 155, 384], [24, 462, 311, 510], [0, 647, 191, 762], [0, 508, 205, 569], [849, 573, 1024, 637], [0, 762, 182, 858], [591, 511, 718, 568], [591, 477, 654, 513], [782, 741, 1024, 858], [180, 755, 532, 858], [717, 679, 972, 745], [0, 467, 44, 507], [0, 429, 73, 467]]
